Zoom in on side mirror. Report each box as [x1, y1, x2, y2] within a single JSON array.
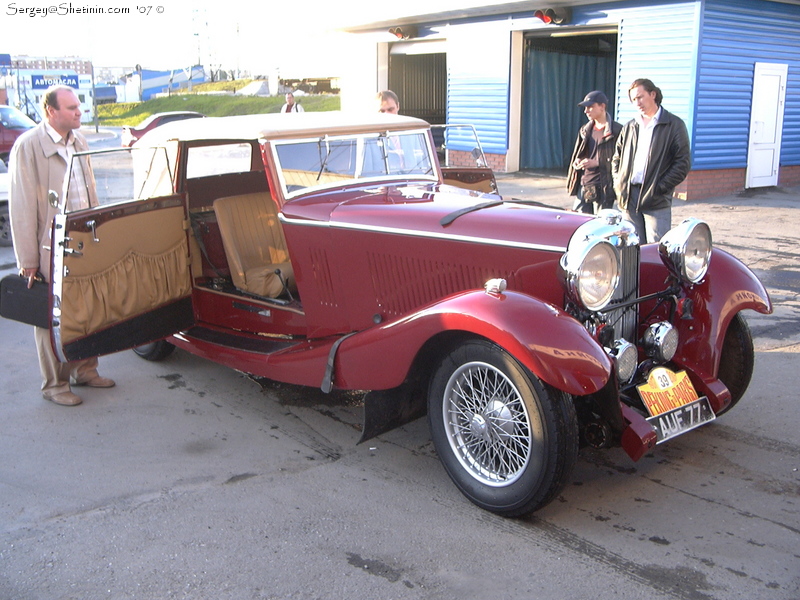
[[471, 147, 487, 168], [48, 190, 59, 208]]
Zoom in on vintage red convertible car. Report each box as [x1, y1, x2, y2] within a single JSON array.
[[49, 112, 771, 516]]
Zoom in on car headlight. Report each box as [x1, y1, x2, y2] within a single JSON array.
[[659, 219, 712, 284], [562, 239, 620, 311]]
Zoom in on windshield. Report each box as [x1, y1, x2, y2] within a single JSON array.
[[272, 129, 436, 198], [0, 106, 36, 130]]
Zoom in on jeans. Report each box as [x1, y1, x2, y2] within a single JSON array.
[[623, 185, 672, 243]]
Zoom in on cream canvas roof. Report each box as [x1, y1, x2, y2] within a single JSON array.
[[137, 111, 430, 146]]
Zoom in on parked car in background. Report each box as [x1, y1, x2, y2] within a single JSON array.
[[121, 111, 205, 147], [0, 105, 37, 163], [44, 112, 771, 517], [0, 158, 9, 246]]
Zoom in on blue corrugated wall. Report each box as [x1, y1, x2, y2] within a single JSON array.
[[614, 2, 699, 129], [695, 0, 800, 169], [446, 24, 510, 156], [447, 76, 509, 154]]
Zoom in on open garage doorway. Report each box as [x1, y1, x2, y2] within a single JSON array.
[[388, 48, 447, 124], [520, 31, 618, 172]]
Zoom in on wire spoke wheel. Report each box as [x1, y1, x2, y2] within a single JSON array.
[[428, 339, 578, 517], [445, 361, 532, 486]]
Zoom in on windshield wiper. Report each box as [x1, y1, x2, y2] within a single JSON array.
[[440, 199, 503, 227]]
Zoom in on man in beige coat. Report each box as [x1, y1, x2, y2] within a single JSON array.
[[9, 85, 115, 406]]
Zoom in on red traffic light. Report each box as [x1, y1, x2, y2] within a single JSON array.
[[388, 26, 417, 40], [535, 7, 571, 25]]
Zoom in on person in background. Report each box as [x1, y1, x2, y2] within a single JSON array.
[[567, 90, 622, 214], [374, 90, 404, 169], [612, 78, 691, 242], [9, 85, 115, 406], [281, 92, 304, 113], [376, 90, 400, 114]]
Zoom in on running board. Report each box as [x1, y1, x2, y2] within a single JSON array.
[[182, 326, 298, 355]]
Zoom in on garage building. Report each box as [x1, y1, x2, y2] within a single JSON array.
[[342, 0, 800, 200]]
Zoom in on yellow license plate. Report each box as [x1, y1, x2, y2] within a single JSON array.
[[637, 367, 715, 444]]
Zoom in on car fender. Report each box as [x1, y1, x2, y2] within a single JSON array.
[[641, 246, 772, 409], [332, 289, 612, 397]]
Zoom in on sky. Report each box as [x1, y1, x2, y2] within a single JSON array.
[[1, 0, 483, 77]]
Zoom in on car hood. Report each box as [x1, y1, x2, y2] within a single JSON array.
[[282, 183, 590, 253]]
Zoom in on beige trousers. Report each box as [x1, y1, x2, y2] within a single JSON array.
[[34, 326, 99, 398]]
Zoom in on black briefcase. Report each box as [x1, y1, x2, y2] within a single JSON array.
[[0, 274, 50, 328]]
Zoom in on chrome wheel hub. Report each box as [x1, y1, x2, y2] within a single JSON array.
[[444, 362, 532, 487]]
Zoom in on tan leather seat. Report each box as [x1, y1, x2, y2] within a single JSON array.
[[213, 193, 295, 298]]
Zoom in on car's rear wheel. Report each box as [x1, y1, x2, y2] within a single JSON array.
[[132, 340, 175, 362], [428, 339, 579, 517], [715, 313, 755, 416]]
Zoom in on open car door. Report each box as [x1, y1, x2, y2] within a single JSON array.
[[430, 124, 498, 195], [51, 146, 194, 362]]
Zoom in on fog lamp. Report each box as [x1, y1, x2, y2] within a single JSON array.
[[642, 322, 678, 363], [607, 339, 637, 383]]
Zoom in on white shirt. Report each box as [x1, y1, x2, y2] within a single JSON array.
[[45, 122, 91, 212], [630, 106, 662, 185]]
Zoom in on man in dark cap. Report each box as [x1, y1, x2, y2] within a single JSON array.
[[567, 90, 622, 214]]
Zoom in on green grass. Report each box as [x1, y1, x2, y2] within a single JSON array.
[[97, 82, 340, 126]]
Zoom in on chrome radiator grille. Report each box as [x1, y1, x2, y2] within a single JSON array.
[[605, 243, 640, 343]]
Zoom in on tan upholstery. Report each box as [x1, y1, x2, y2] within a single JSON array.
[[213, 193, 295, 298]]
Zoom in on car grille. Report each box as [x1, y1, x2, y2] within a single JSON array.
[[605, 243, 640, 343]]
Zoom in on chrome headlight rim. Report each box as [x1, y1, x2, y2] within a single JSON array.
[[562, 239, 621, 312], [659, 218, 712, 284], [642, 321, 679, 364]]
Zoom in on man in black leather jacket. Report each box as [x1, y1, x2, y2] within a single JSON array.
[[612, 79, 691, 243]]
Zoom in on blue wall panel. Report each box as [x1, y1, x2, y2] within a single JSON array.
[[614, 2, 699, 130], [695, 0, 800, 168], [447, 24, 510, 156], [447, 79, 509, 155]]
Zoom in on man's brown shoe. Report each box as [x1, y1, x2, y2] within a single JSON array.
[[45, 391, 83, 406], [75, 376, 116, 388]]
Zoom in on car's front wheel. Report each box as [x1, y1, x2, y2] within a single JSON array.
[[0, 204, 12, 247], [428, 339, 579, 517], [715, 313, 755, 416], [132, 340, 175, 362]]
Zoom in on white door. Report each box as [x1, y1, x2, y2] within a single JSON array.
[[746, 62, 787, 188]]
